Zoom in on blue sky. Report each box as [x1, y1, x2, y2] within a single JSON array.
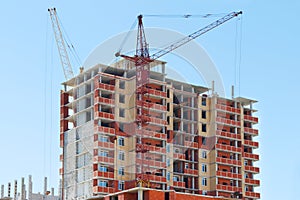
[[0, 1, 299, 199]]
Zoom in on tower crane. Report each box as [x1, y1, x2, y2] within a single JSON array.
[[116, 11, 242, 186], [48, 8, 74, 81]]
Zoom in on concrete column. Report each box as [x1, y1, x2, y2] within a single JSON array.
[[138, 188, 143, 200], [14, 180, 17, 200], [28, 175, 32, 200], [1, 184, 4, 198]]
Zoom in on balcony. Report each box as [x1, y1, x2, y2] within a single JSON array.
[[216, 184, 242, 193], [93, 186, 115, 194], [93, 171, 114, 179], [136, 129, 167, 140], [95, 111, 114, 120], [136, 101, 167, 112], [173, 153, 185, 160], [94, 141, 114, 149], [244, 115, 258, 123], [243, 152, 259, 161], [136, 173, 166, 183], [136, 158, 166, 168], [94, 156, 114, 164], [148, 117, 168, 126], [173, 181, 185, 188], [216, 171, 242, 179], [245, 166, 260, 174], [97, 83, 115, 91], [216, 157, 241, 166], [184, 141, 198, 149], [136, 143, 166, 154], [216, 104, 240, 114], [184, 168, 198, 176], [245, 178, 260, 186], [244, 140, 259, 148], [95, 97, 115, 105], [216, 130, 241, 140], [147, 88, 167, 98], [244, 127, 259, 136], [95, 126, 115, 135], [216, 117, 240, 127], [245, 191, 260, 199], [216, 143, 242, 153]]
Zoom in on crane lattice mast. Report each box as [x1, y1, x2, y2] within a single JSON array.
[[48, 8, 74, 81]]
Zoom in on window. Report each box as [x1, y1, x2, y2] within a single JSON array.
[[119, 94, 125, 103], [244, 160, 248, 166], [118, 137, 125, 146], [167, 172, 170, 181], [99, 165, 108, 172], [118, 167, 125, 175], [166, 144, 170, 153], [98, 180, 108, 187], [99, 135, 109, 142], [202, 177, 207, 186], [202, 124, 207, 132], [202, 190, 207, 195], [118, 181, 125, 190], [202, 164, 207, 172], [202, 97, 207, 106], [202, 151, 207, 159], [99, 150, 108, 157], [173, 176, 179, 182], [118, 151, 125, 160], [167, 158, 170, 167], [119, 81, 125, 89], [202, 110, 206, 119], [185, 163, 189, 169], [119, 108, 125, 118], [202, 137, 207, 145]]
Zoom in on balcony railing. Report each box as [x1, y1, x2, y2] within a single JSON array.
[[244, 140, 259, 148], [173, 153, 185, 160], [245, 178, 260, 186], [95, 111, 114, 120], [244, 115, 258, 123], [216, 104, 241, 114], [147, 88, 167, 98], [245, 166, 260, 174], [216, 143, 242, 153], [136, 129, 167, 140], [93, 186, 115, 194], [184, 168, 198, 176], [148, 117, 168, 126], [97, 83, 115, 91], [136, 100, 167, 111], [216, 184, 242, 192], [173, 181, 185, 188], [93, 171, 114, 179], [136, 143, 166, 154], [95, 97, 115, 105], [243, 152, 259, 161], [244, 127, 259, 136], [94, 141, 114, 149], [216, 171, 242, 179], [95, 126, 115, 135], [94, 156, 114, 164], [184, 141, 198, 149], [245, 191, 260, 199], [136, 158, 166, 168], [216, 117, 240, 126], [216, 130, 241, 140], [136, 173, 166, 183], [216, 157, 241, 166]]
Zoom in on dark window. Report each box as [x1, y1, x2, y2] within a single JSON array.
[[119, 81, 125, 89], [202, 124, 207, 132], [202, 110, 206, 119], [202, 97, 207, 106], [119, 109, 125, 117], [119, 94, 125, 103]]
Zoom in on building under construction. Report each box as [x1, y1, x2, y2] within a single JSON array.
[[54, 10, 260, 200], [60, 59, 260, 200]]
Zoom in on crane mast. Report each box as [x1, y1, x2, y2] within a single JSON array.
[[48, 8, 74, 80], [119, 11, 242, 186]]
